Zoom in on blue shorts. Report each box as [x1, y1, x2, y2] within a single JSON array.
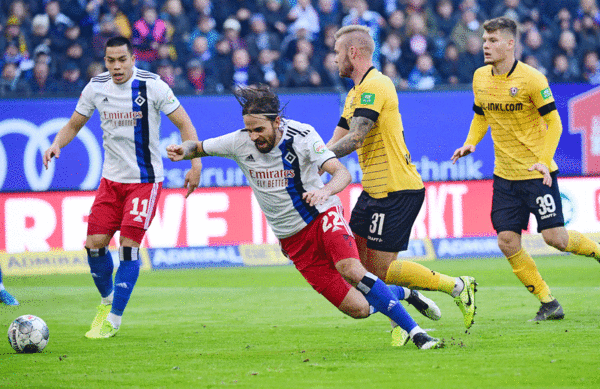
[[491, 172, 565, 234], [349, 189, 425, 252]]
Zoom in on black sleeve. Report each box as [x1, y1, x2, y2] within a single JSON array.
[[353, 108, 379, 122], [337, 116, 349, 130], [473, 103, 484, 116], [537, 101, 557, 116]]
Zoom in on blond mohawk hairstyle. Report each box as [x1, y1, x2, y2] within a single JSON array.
[[334, 25, 375, 56]]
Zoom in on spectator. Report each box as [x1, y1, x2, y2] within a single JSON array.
[[342, 0, 385, 68], [29, 14, 51, 53], [382, 61, 408, 90], [86, 61, 105, 80], [404, 0, 437, 35], [160, 0, 191, 51], [204, 37, 234, 93], [522, 28, 552, 70], [437, 42, 461, 85], [191, 0, 214, 22], [576, 14, 600, 54], [317, 0, 342, 31], [457, 35, 484, 83], [262, 0, 290, 38], [282, 52, 321, 88], [131, 4, 167, 68], [0, 61, 30, 96], [188, 15, 220, 53], [435, 0, 459, 39], [44, 0, 73, 56], [555, 29, 582, 79], [491, 0, 530, 22], [548, 53, 581, 82], [92, 15, 118, 61], [60, 41, 89, 76], [252, 48, 281, 88], [582, 50, 600, 84], [212, 0, 256, 31], [107, 3, 132, 39], [29, 61, 53, 96], [222, 18, 246, 51], [6, 1, 32, 33], [245, 13, 280, 59], [295, 37, 321, 71], [385, 9, 407, 40], [3, 16, 30, 60], [407, 53, 441, 90], [189, 36, 212, 63], [185, 58, 206, 94], [288, 0, 320, 38], [231, 48, 255, 87], [399, 14, 433, 77], [523, 54, 548, 75], [451, 8, 484, 53], [50, 60, 85, 95], [381, 32, 402, 65], [281, 19, 314, 62], [155, 59, 190, 92]]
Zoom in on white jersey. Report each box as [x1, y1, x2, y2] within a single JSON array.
[[203, 119, 342, 239], [75, 67, 180, 184]]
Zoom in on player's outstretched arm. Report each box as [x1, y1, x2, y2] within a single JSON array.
[[302, 158, 351, 206], [167, 140, 207, 161], [43, 111, 90, 169], [167, 106, 202, 197]]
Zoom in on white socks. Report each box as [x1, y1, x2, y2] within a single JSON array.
[[107, 313, 121, 329], [101, 291, 114, 306]]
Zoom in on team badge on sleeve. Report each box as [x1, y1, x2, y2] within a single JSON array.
[[313, 141, 326, 154], [541, 88, 552, 100], [360, 92, 375, 105], [167, 91, 177, 104]]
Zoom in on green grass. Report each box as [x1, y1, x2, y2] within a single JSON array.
[[1, 256, 599, 389]]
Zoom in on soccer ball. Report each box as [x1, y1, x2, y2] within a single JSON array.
[[7, 315, 49, 353]]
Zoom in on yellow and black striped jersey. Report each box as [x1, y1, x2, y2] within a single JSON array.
[[339, 67, 423, 198], [472, 60, 559, 180]]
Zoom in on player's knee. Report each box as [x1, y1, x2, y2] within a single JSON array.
[[335, 257, 364, 284], [497, 234, 520, 255], [342, 302, 370, 319], [543, 235, 568, 251], [86, 234, 111, 249]]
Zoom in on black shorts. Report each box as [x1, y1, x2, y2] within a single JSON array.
[[491, 172, 565, 234], [349, 188, 425, 252]]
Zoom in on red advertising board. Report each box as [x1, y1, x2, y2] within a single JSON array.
[[8, 176, 600, 253], [569, 86, 600, 174]]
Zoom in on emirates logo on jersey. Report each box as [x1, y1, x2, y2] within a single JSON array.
[[102, 111, 143, 127]]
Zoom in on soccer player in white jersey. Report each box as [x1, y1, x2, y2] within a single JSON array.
[[166, 85, 444, 349], [43, 37, 202, 339]]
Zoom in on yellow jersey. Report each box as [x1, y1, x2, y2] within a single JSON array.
[[339, 67, 423, 199], [472, 60, 559, 180]]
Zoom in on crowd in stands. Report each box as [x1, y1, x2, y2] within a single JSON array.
[[1, 0, 600, 97]]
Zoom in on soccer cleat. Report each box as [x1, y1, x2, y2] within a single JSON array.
[[405, 290, 441, 321], [0, 290, 19, 306], [412, 332, 444, 350], [530, 299, 564, 321], [454, 276, 477, 329], [85, 304, 111, 338], [86, 320, 119, 339], [390, 326, 410, 347]]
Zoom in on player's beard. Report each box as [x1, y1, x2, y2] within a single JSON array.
[[339, 55, 354, 78], [254, 129, 277, 154]]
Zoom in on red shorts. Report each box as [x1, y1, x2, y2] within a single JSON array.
[[280, 206, 359, 308], [87, 178, 162, 243]]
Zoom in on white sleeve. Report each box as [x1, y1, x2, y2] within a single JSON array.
[[305, 128, 336, 168], [74, 83, 96, 117], [202, 131, 241, 158], [153, 78, 181, 115]]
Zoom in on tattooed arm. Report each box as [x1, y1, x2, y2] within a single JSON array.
[[328, 116, 375, 159]]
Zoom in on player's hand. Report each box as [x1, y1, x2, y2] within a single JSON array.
[[528, 163, 552, 187], [184, 163, 201, 198], [43, 144, 61, 170], [166, 144, 186, 161], [451, 145, 476, 164], [302, 188, 331, 207]]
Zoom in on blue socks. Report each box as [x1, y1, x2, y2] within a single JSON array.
[[357, 272, 418, 333], [86, 247, 114, 298], [370, 285, 406, 314], [111, 247, 141, 316]]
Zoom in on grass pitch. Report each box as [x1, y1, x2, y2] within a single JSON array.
[[1, 256, 599, 389]]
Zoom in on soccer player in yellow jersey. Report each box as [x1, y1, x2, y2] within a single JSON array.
[[452, 17, 600, 321], [326, 25, 478, 339]]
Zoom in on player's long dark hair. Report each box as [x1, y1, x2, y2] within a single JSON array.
[[234, 84, 283, 120]]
